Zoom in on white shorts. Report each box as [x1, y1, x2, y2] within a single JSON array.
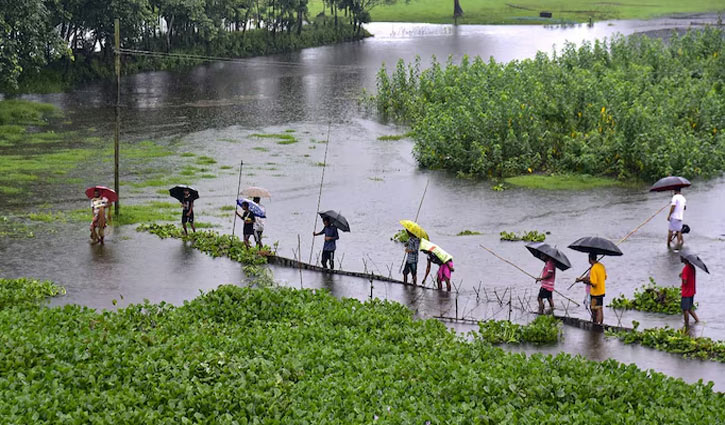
[[669, 218, 683, 232]]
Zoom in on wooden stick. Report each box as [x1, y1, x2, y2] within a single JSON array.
[[480, 244, 580, 306], [309, 124, 331, 264], [231, 160, 244, 237], [568, 203, 669, 290], [399, 179, 430, 273]]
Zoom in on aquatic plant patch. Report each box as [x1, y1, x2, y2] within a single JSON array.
[[609, 278, 690, 315], [456, 230, 481, 236], [373, 29, 725, 181], [477, 315, 561, 344], [0, 277, 65, 309], [137, 223, 269, 265], [3, 284, 724, 423], [500, 230, 546, 242], [609, 325, 725, 363]]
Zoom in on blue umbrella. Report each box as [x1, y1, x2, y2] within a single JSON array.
[[236, 198, 266, 218]]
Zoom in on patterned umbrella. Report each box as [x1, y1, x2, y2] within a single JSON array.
[[85, 186, 117, 203]]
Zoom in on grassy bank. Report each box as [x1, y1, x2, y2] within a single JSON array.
[[2, 279, 725, 423], [373, 28, 725, 182], [309, 0, 724, 24], [505, 174, 625, 190]]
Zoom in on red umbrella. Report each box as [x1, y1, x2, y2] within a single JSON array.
[[85, 186, 118, 203]]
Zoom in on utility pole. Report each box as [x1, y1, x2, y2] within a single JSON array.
[[114, 18, 121, 217]]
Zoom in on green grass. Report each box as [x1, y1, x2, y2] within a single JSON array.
[[253, 147, 269, 152], [309, 0, 725, 24], [196, 155, 217, 165], [0, 99, 60, 126], [504, 174, 624, 190], [180, 152, 195, 157], [219, 205, 236, 211]]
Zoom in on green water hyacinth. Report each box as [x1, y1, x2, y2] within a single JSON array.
[[137, 223, 269, 265], [2, 285, 725, 423], [609, 326, 725, 363], [477, 315, 561, 344], [609, 278, 691, 315], [373, 28, 725, 181]]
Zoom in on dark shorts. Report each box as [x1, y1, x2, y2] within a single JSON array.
[[243, 224, 254, 236], [681, 296, 694, 311], [591, 295, 605, 310], [322, 250, 335, 262], [182, 210, 194, 223], [538, 287, 553, 300], [403, 261, 417, 275]]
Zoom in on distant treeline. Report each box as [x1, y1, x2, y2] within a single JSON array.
[[1, 0, 377, 92]]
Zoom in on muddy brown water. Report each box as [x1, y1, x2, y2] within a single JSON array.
[[3, 17, 725, 389]]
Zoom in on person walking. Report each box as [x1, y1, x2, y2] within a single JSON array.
[[535, 254, 556, 314], [402, 231, 420, 285], [313, 217, 339, 270], [667, 187, 686, 249], [420, 240, 454, 291], [236, 201, 256, 249], [252, 196, 265, 249], [680, 255, 700, 329], [89, 189, 109, 244], [576, 253, 606, 324], [181, 189, 196, 235]]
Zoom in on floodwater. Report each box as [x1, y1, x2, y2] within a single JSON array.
[[3, 15, 725, 389]]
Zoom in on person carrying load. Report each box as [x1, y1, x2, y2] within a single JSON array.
[[420, 239, 455, 291]]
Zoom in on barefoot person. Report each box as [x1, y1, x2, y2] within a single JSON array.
[[667, 188, 686, 249], [680, 254, 699, 329], [89, 189, 109, 244], [402, 230, 420, 285], [420, 239, 454, 291], [576, 253, 606, 324], [181, 189, 196, 235], [313, 217, 339, 270], [236, 201, 256, 249], [252, 196, 265, 249], [535, 254, 556, 314]]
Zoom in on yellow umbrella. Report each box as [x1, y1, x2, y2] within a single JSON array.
[[399, 220, 429, 240]]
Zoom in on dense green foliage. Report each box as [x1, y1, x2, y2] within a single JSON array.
[[610, 278, 690, 315], [610, 326, 725, 362], [2, 284, 725, 423], [0, 277, 65, 309], [500, 230, 546, 242], [373, 29, 725, 181], [0, 0, 377, 91], [138, 223, 269, 265], [476, 315, 561, 344]]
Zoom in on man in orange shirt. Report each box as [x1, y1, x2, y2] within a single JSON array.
[[576, 253, 606, 324]]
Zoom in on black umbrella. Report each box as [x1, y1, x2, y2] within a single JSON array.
[[318, 210, 350, 232], [568, 236, 623, 256], [525, 242, 572, 271], [680, 249, 709, 274], [169, 185, 199, 202], [650, 176, 691, 192]]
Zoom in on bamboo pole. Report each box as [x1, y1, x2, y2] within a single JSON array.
[[231, 160, 244, 237], [479, 244, 581, 306], [398, 179, 430, 273], [567, 203, 669, 290], [114, 18, 120, 218], [309, 123, 331, 264]]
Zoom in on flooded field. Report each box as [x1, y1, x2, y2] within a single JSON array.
[[2, 16, 725, 389]]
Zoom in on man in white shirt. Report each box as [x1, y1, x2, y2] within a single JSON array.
[[667, 188, 686, 249]]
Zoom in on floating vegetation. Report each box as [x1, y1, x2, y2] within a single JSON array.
[[253, 147, 269, 152], [456, 230, 481, 236], [476, 315, 561, 344], [491, 183, 506, 191], [180, 152, 196, 157], [377, 134, 407, 141], [196, 155, 217, 165], [609, 278, 691, 315], [500, 230, 546, 242], [251, 133, 297, 145], [0, 277, 65, 308], [368, 176, 384, 182], [609, 325, 725, 363], [314, 162, 326, 167], [3, 284, 724, 422], [219, 165, 233, 170], [137, 223, 269, 265]]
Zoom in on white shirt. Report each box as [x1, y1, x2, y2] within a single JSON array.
[[670, 193, 686, 221]]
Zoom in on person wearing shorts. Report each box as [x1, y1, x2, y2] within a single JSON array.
[[402, 231, 420, 285], [252, 197, 265, 249], [236, 201, 255, 249], [667, 188, 686, 249], [577, 253, 606, 324], [680, 255, 699, 329], [181, 189, 196, 235], [535, 256, 556, 314]]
